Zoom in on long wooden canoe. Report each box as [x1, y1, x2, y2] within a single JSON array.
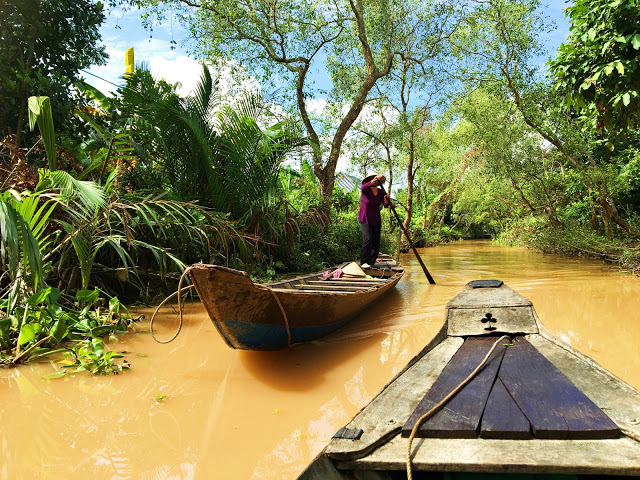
[[188, 259, 404, 350], [300, 280, 640, 478]]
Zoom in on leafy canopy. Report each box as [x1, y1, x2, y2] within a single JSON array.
[[0, 0, 107, 141], [549, 0, 640, 138]]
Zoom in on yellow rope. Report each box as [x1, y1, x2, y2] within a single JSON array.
[[405, 334, 511, 480], [149, 267, 194, 344], [255, 284, 291, 347]]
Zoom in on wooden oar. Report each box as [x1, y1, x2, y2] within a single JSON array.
[[379, 185, 436, 284]]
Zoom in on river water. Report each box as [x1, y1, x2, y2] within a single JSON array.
[[2, 240, 639, 479]]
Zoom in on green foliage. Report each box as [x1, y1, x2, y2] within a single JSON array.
[[54, 338, 130, 377], [1, 285, 131, 372], [513, 220, 640, 270], [0, 155, 244, 372], [0, 189, 48, 293], [117, 64, 312, 235], [0, 170, 134, 372], [268, 209, 366, 273], [0, 0, 107, 142], [331, 186, 359, 213], [550, 0, 640, 138]]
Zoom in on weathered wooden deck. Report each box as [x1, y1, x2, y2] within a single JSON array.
[[299, 280, 640, 478], [402, 335, 619, 440]]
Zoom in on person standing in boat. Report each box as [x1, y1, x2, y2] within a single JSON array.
[[359, 173, 390, 268]]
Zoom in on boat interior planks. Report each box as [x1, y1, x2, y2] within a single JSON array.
[[267, 288, 356, 294], [307, 280, 387, 286], [299, 281, 640, 478], [294, 284, 373, 291], [527, 332, 640, 439]]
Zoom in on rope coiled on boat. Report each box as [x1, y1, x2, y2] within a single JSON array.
[[405, 334, 512, 480], [149, 266, 194, 344], [255, 284, 292, 347]]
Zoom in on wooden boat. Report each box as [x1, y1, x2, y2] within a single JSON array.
[[300, 280, 640, 478], [188, 257, 404, 350]]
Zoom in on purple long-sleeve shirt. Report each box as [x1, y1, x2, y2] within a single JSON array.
[[358, 181, 388, 226]]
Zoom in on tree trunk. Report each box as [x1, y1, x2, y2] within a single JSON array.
[[587, 187, 600, 232], [438, 211, 446, 234], [511, 180, 561, 228], [403, 135, 415, 232]]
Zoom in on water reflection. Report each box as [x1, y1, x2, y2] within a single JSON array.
[[1, 240, 639, 479]]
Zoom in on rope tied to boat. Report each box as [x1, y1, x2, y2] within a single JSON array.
[[149, 266, 194, 344], [405, 334, 512, 480], [255, 284, 292, 347]]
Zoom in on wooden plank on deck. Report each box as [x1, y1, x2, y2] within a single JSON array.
[[480, 377, 531, 439], [401, 336, 507, 438], [498, 336, 620, 439]]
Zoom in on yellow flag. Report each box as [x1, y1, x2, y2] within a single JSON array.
[[125, 47, 134, 75]]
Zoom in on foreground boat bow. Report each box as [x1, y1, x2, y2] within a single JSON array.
[[300, 280, 640, 478]]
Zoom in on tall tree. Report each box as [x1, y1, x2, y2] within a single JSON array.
[[451, 0, 637, 237], [0, 0, 108, 146], [369, 1, 457, 231], [120, 0, 454, 206]]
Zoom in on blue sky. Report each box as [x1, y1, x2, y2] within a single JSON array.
[[84, 1, 573, 99], [83, 6, 201, 96]]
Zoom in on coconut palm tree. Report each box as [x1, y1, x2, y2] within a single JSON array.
[[118, 64, 314, 235]]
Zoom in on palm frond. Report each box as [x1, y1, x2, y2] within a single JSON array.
[[0, 197, 44, 290], [69, 225, 96, 290], [27, 96, 57, 170], [37, 170, 106, 215], [189, 65, 219, 121], [75, 79, 114, 112], [0, 199, 20, 279]]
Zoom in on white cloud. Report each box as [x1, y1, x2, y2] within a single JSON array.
[[147, 55, 203, 96], [305, 98, 328, 116]]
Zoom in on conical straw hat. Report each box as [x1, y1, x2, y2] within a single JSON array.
[[342, 262, 366, 277]]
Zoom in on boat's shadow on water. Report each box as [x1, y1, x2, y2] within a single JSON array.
[[239, 289, 405, 391]]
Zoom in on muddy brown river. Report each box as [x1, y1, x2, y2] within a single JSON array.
[[2, 240, 639, 479]]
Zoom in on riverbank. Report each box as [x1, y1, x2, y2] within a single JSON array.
[[497, 226, 640, 276]]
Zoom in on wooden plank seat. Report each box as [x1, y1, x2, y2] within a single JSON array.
[[498, 336, 620, 439], [294, 284, 372, 292], [402, 336, 620, 440], [319, 277, 387, 283], [267, 288, 356, 294], [307, 281, 382, 288]]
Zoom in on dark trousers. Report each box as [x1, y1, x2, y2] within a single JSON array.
[[360, 222, 381, 266]]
